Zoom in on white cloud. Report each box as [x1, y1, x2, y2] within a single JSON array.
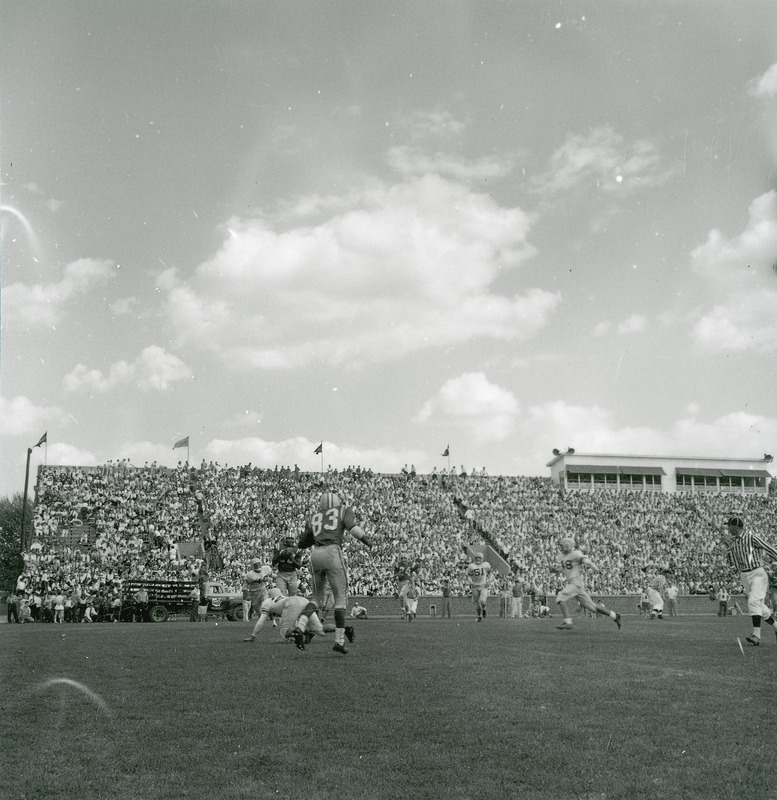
[[692, 292, 777, 353], [164, 175, 560, 368], [69, 436, 423, 475], [110, 297, 137, 316], [690, 191, 777, 353], [690, 191, 777, 288], [415, 372, 519, 442], [515, 401, 777, 475], [617, 314, 647, 334], [43, 443, 101, 468], [1, 258, 114, 327], [204, 437, 424, 474], [748, 62, 777, 98], [63, 346, 193, 393], [533, 126, 672, 197], [398, 109, 467, 140], [387, 146, 514, 180], [594, 316, 646, 336], [0, 395, 67, 437]]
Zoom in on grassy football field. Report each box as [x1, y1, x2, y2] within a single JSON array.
[[1, 614, 774, 800]]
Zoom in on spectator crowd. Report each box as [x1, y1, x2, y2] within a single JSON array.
[[6, 461, 776, 623]]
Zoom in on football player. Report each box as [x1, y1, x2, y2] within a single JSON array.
[[243, 559, 272, 619], [466, 551, 492, 621], [272, 535, 303, 596], [405, 579, 419, 622], [243, 588, 354, 650], [645, 568, 667, 619], [297, 491, 373, 654], [554, 538, 622, 631], [394, 553, 417, 619]]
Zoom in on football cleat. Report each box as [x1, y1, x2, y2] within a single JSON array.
[[332, 643, 349, 655], [291, 630, 306, 650], [745, 636, 760, 647], [243, 636, 255, 642], [614, 613, 622, 630], [304, 631, 315, 644], [556, 623, 573, 631], [345, 625, 355, 643]]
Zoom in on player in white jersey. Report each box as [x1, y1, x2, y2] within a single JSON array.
[[242, 588, 354, 650], [554, 538, 622, 632], [466, 552, 492, 621]]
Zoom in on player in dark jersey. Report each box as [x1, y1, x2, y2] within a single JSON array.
[[272, 535, 303, 596], [297, 491, 374, 655]]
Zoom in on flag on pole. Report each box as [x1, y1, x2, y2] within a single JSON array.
[[173, 436, 189, 450], [34, 432, 47, 448], [314, 442, 323, 455], [441, 445, 449, 457]]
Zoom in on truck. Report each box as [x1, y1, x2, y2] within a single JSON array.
[[123, 579, 245, 623]]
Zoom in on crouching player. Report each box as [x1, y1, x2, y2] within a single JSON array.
[[243, 588, 354, 650], [554, 538, 622, 632]]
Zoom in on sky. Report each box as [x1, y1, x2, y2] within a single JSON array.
[[1, 1, 777, 498]]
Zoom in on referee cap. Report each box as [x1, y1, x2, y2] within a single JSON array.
[[725, 516, 744, 529]]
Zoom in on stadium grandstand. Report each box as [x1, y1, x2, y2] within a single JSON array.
[[548, 451, 774, 494], [17, 458, 776, 609]]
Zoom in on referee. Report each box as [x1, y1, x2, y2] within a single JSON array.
[[722, 516, 777, 646]]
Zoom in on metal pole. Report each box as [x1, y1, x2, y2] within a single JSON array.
[[20, 447, 32, 551]]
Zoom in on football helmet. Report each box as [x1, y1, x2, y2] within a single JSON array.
[[559, 537, 575, 553], [283, 535, 297, 548], [268, 588, 283, 600], [319, 491, 342, 512], [474, 552, 484, 562]]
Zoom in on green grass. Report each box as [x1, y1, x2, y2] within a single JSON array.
[[1, 615, 774, 800]]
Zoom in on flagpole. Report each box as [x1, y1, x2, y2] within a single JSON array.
[[20, 447, 32, 551]]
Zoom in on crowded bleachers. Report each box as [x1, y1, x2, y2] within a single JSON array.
[[13, 462, 777, 619]]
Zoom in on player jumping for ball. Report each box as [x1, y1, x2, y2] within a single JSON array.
[[554, 538, 622, 632]]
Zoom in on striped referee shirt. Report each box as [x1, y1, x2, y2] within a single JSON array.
[[726, 532, 777, 573], [647, 574, 666, 593]]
